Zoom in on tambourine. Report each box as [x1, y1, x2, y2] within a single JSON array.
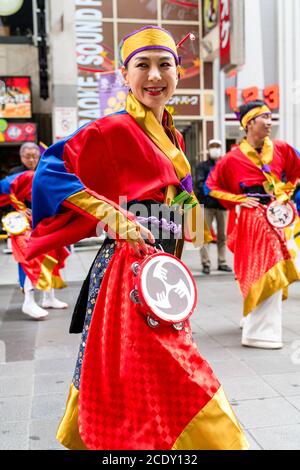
[[266, 201, 296, 229], [130, 251, 197, 330], [1, 211, 30, 235]]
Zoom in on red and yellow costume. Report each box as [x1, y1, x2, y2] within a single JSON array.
[[206, 137, 300, 316], [27, 27, 248, 450], [0, 170, 68, 290]]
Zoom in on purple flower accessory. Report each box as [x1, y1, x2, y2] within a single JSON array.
[[261, 164, 271, 174], [179, 174, 193, 194]]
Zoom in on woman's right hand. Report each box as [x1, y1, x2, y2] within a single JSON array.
[[240, 197, 260, 209], [127, 222, 155, 257]]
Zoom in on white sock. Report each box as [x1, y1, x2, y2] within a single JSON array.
[[22, 277, 48, 319], [41, 289, 68, 309]]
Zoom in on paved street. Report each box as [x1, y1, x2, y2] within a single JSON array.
[[0, 239, 300, 450]]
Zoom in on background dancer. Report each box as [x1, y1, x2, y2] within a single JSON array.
[[206, 100, 300, 349], [0, 168, 68, 319]]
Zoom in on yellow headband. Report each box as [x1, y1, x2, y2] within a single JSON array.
[[121, 26, 179, 66], [241, 105, 271, 129]]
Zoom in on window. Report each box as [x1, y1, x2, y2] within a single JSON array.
[[0, 0, 33, 42]]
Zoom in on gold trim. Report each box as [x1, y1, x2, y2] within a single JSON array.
[[126, 93, 211, 246], [52, 275, 67, 289], [209, 190, 248, 204], [66, 191, 138, 241], [172, 386, 249, 450], [56, 384, 87, 450], [57, 385, 248, 451], [9, 194, 27, 212], [243, 258, 300, 316], [35, 255, 58, 291], [126, 92, 191, 181]]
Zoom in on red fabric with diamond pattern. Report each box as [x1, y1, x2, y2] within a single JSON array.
[[79, 243, 220, 450]]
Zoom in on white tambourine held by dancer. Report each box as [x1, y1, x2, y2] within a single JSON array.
[[130, 251, 197, 330], [266, 200, 296, 229], [2, 211, 30, 235]]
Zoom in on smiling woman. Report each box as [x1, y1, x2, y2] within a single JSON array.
[[28, 25, 248, 451], [122, 50, 178, 123]]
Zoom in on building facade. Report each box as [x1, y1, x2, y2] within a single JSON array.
[[0, 0, 218, 178], [0, 0, 299, 179]]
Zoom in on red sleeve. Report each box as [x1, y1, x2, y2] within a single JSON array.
[[206, 157, 248, 210], [278, 142, 300, 183], [10, 171, 34, 203]]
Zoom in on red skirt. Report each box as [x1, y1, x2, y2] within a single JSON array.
[[233, 206, 299, 315]]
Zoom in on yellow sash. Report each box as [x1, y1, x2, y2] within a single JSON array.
[[125, 92, 212, 245], [239, 138, 295, 203]]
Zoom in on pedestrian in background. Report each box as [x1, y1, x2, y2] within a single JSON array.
[[195, 139, 232, 274], [9, 142, 41, 175]]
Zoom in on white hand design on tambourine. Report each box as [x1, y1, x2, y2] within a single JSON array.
[[130, 251, 197, 330], [266, 201, 296, 229]]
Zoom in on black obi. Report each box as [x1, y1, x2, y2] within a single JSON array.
[[242, 185, 272, 205]]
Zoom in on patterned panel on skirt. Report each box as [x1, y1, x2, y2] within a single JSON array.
[[73, 241, 116, 389]]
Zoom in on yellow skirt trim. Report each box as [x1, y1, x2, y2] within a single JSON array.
[[35, 255, 57, 291], [172, 386, 249, 450], [243, 258, 300, 316], [57, 384, 248, 450], [56, 384, 87, 450]]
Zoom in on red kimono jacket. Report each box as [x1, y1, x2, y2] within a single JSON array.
[[0, 170, 68, 290]]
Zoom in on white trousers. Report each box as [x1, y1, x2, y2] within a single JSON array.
[[242, 290, 282, 343], [24, 276, 34, 292]]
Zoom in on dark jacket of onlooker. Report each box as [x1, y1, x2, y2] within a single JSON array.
[[8, 164, 28, 175], [195, 159, 225, 210]]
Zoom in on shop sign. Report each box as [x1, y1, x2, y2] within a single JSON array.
[[74, 0, 115, 127], [219, 0, 245, 72], [98, 71, 127, 117], [0, 119, 36, 144], [203, 0, 219, 36], [166, 94, 201, 116], [225, 85, 280, 112], [219, 0, 231, 70], [0, 77, 32, 119], [54, 107, 78, 141]]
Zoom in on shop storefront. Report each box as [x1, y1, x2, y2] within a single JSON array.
[[217, 0, 281, 151], [0, 0, 51, 177], [0, 76, 37, 177]]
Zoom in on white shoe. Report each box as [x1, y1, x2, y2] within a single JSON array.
[[41, 289, 68, 309], [239, 317, 246, 329], [22, 301, 49, 320], [242, 338, 283, 349]]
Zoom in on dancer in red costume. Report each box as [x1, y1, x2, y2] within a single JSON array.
[[206, 100, 300, 349], [27, 26, 248, 449], [0, 169, 68, 320]]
